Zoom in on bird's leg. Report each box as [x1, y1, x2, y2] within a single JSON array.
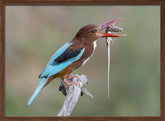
[[105, 25, 124, 99], [64, 75, 79, 88]]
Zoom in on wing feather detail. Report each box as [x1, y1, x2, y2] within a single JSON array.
[[39, 43, 85, 78]]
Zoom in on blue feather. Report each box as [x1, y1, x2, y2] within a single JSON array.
[[45, 48, 85, 77], [39, 42, 72, 77], [40, 43, 85, 78], [48, 42, 73, 64], [27, 78, 47, 106]]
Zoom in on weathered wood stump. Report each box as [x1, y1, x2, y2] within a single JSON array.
[[57, 74, 93, 116]]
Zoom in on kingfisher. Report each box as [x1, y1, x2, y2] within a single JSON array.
[[27, 18, 125, 106]]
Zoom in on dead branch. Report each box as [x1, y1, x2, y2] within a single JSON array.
[[57, 74, 93, 116]]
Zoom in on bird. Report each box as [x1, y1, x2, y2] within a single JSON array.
[[27, 18, 125, 106]]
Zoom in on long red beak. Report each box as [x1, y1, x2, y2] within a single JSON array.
[[96, 18, 126, 37]]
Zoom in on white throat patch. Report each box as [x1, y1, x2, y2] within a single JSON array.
[[82, 40, 97, 66], [93, 41, 97, 51]]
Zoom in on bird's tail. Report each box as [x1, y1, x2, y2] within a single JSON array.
[[26, 78, 47, 107]]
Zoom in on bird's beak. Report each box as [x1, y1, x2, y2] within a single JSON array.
[[96, 18, 126, 37]]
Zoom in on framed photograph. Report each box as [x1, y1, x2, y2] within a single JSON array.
[[0, 0, 164, 121]]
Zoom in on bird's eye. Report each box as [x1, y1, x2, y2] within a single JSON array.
[[91, 29, 97, 33]]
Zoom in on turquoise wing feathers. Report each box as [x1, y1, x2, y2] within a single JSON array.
[[39, 42, 72, 77], [39, 42, 85, 78], [48, 42, 73, 64]]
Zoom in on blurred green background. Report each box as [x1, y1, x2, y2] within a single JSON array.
[[5, 6, 160, 116]]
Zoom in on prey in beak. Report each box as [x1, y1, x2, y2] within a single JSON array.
[[96, 18, 126, 37]]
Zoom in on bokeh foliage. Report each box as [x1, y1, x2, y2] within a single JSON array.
[[5, 6, 160, 116]]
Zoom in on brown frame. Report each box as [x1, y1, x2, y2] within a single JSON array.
[[0, 0, 164, 121]]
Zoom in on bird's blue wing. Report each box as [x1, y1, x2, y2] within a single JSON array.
[[39, 43, 85, 78], [48, 42, 73, 64], [39, 42, 72, 77]]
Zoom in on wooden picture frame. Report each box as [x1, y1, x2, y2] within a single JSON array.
[[0, 0, 164, 121]]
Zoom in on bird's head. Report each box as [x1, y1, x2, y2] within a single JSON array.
[[75, 18, 126, 42]]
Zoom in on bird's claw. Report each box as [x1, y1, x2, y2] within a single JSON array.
[[59, 75, 80, 96], [65, 75, 79, 81], [64, 75, 79, 88]]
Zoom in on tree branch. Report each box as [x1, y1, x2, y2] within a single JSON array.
[[57, 74, 93, 116]]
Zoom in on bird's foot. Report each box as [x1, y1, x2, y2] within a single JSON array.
[[65, 75, 79, 81], [64, 75, 79, 88]]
